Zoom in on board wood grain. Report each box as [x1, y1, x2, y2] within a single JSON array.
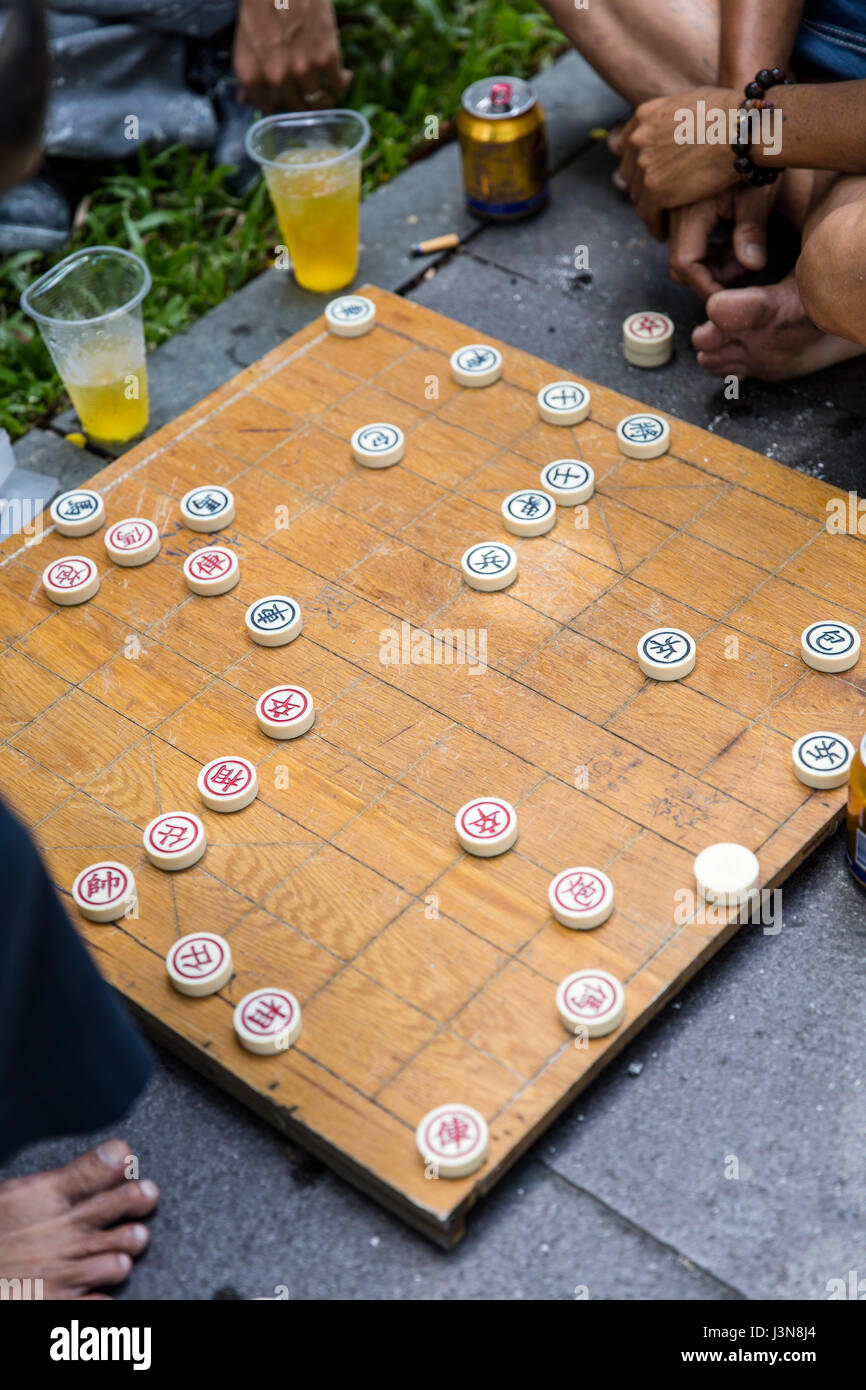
[[0, 287, 856, 1245]]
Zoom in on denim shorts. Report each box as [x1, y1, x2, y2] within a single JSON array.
[[794, 0, 866, 79]]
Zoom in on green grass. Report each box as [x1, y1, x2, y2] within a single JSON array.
[[0, 1, 564, 440]]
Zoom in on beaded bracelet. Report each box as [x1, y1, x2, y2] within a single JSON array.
[[731, 67, 788, 187]]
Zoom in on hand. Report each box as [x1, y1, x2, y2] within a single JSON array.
[[614, 87, 742, 239], [233, 0, 351, 113], [669, 181, 780, 299]]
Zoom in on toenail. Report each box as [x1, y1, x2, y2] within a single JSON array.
[[132, 1224, 149, 1246], [97, 1141, 127, 1167], [139, 1180, 158, 1199], [116, 1253, 132, 1274]]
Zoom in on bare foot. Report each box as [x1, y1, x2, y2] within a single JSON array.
[[0, 1139, 158, 1299], [692, 273, 863, 380]]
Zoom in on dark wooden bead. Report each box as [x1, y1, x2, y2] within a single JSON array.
[[745, 81, 763, 99], [757, 69, 773, 88], [770, 67, 785, 84], [733, 154, 752, 174]]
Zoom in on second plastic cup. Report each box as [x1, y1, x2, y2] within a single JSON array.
[[21, 246, 151, 447], [245, 111, 370, 294]]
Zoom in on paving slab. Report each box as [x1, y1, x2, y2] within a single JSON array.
[[0, 1045, 737, 1301], [541, 828, 866, 1301]]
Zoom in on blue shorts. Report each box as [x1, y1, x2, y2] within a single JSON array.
[[795, 0, 866, 78]]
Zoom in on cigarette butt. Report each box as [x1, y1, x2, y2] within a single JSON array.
[[411, 233, 459, 256]]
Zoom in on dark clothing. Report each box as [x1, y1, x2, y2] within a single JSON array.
[[0, 800, 152, 1163]]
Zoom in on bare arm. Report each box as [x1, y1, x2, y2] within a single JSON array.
[[752, 82, 866, 172], [718, 0, 804, 89]]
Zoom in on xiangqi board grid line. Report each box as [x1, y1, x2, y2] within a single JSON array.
[[0, 287, 855, 1243]]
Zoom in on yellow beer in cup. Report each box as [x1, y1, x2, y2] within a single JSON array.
[[21, 246, 151, 447], [246, 112, 370, 294]]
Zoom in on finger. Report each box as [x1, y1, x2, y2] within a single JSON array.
[[636, 194, 666, 241], [732, 186, 772, 271], [316, 52, 350, 96], [670, 206, 724, 297]]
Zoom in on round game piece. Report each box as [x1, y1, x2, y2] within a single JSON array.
[[104, 517, 161, 567], [616, 412, 671, 460], [450, 343, 503, 388], [71, 860, 137, 923], [549, 867, 615, 929], [183, 545, 239, 596], [537, 380, 591, 425], [42, 555, 100, 606], [415, 1103, 489, 1179], [166, 931, 233, 997], [455, 797, 518, 857], [539, 459, 594, 505], [637, 627, 696, 681], [351, 422, 404, 468], [179, 485, 235, 533], [501, 488, 556, 537], [460, 542, 518, 592], [556, 969, 625, 1038], [800, 620, 860, 673], [233, 987, 302, 1055], [693, 842, 759, 906], [792, 731, 855, 790], [256, 685, 315, 740], [245, 595, 303, 647], [143, 811, 206, 871], [325, 293, 376, 337], [50, 489, 105, 537], [197, 755, 258, 812], [622, 311, 674, 367]]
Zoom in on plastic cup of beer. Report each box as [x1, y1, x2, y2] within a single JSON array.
[[21, 246, 151, 447], [245, 110, 370, 294]]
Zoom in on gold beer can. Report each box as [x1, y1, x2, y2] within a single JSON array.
[[458, 75, 548, 220]]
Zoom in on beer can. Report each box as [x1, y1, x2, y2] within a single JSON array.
[[457, 75, 548, 221]]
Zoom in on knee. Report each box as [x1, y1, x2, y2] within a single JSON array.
[[796, 200, 866, 346]]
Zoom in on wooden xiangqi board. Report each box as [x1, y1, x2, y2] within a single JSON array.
[[0, 285, 861, 1245]]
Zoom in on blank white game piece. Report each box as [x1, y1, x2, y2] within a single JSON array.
[[180, 485, 235, 533], [616, 412, 670, 459], [325, 294, 376, 337], [351, 422, 404, 468], [143, 811, 206, 871], [166, 931, 233, 997], [792, 731, 855, 789], [461, 542, 517, 592], [104, 517, 160, 567], [556, 969, 625, 1038], [197, 755, 258, 812], [42, 555, 100, 606], [637, 627, 696, 681], [450, 344, 503, 387], [233, 987, 302, 1055], [183, 545, 239, 596], [50, 489, 105, 537], [694, 842, 759, 906], [539, 459, 594, 504], [256, 685, 315, 740], [537, 380, 591, 425], [455, 797, 518, 857], [800, 620, 860, 673], [415, 1103, 489, 1179], [549, 867, 614, 929], [501, 489, 556, 537], [245, 595, 302, 647], [72, 861, 137, 923], [622, 311, 674, 367]]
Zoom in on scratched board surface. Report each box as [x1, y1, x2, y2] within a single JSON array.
[[0, 286, 861, 1244]]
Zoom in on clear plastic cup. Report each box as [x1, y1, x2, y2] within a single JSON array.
[[21, 246, 151, 447], [245, 111, 370, 294]]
